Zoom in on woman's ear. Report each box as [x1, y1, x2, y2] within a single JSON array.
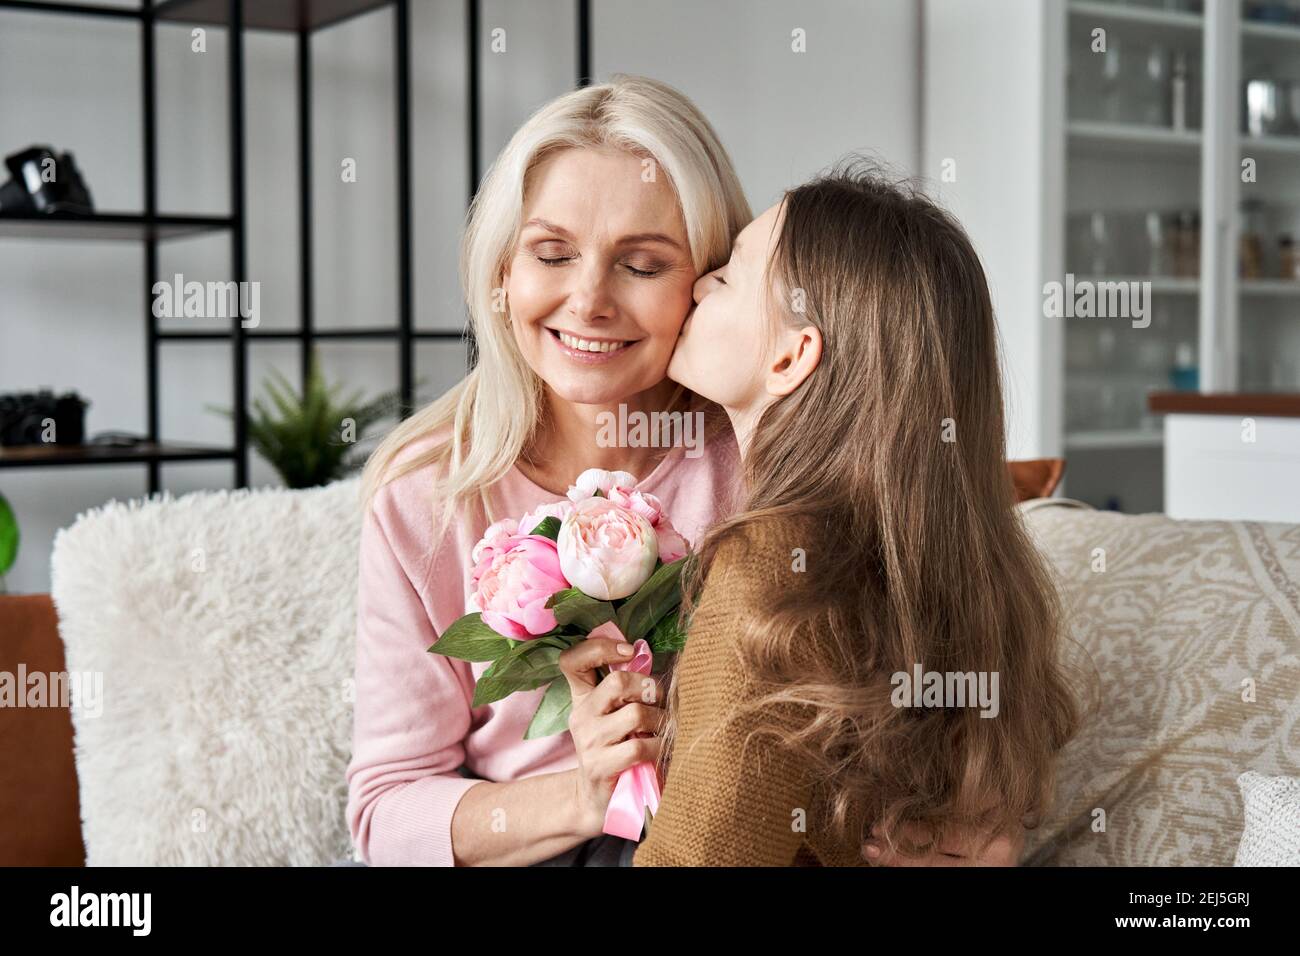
[[766, 325, 822, 397]]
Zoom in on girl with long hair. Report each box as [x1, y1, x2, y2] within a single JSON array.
[[582, 159, 1091, 866]]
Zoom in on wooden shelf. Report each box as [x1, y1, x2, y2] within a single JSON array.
[[1148, 391, 1300, 417], [0, 212, 232, 242], [0, 442, 235, 469], [154, 0, 392, 32]]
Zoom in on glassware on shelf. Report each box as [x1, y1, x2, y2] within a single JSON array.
[[1241, 234, 1265, 278], [1173, 211, 1201, 277], [1279, 234, 1300, 279], [1287, 81, 1300, 137], [1145, 211, 1174, 276], [1244, 77, 1293, 137], [1241, 233, 1265, 278], [1241, 200, 1266, 278], [1137, 334, 1172, 376], [1170, 51, 1190, 131], [1100, 38, 1127, 124], [1169, 341, 1199, 390], [1244, 2, 1300, 25], [1139, 45, 1172, 127], [1079, 212, 1111, 275]]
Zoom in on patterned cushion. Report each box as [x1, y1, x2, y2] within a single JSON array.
[[1019, 500, 1300, 866], [1233, 771, 1300, 866]]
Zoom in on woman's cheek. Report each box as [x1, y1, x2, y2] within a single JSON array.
[[506, 261, 563, 323], [640, 277, 697, 341]]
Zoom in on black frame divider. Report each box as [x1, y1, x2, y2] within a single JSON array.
[[228, 0, 248, 488], [0, 0, 595, 491], [395, 0, 413, 409], [142, 0, 161, 491], [297, 24, 314, 405]]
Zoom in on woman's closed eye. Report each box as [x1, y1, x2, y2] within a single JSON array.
[[535, 253, 666, 278]]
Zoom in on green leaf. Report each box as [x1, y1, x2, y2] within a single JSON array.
[[472, 644, 563, 708], [209, 351, 400, 489], [0, 492, 19, 578], [529, 516, 562, 540], [428, 613, 513, 662], [523, 679, 573, 739], [615, 557, 687, 641], [646, 608, 687, 656], [531, 632, 585, 651], [546, 588, 616, 631]]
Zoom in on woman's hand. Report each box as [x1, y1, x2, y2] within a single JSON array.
[[558, 637, 665, 837], [863, 821, 1025, 866]]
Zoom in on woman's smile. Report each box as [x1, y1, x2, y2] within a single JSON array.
[[546, 327, 644, 364]]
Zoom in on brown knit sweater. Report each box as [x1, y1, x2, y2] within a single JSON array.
[[634, 515, 870, 867]]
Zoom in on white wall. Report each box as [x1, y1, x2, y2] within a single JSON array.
[[0, 0, 919, 593], [922, 0, 1064, 461], [593, 0, 920, 207]]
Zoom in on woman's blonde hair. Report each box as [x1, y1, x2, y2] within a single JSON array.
[[664, 157, 1098, 858], [360, 74, 751, 521]]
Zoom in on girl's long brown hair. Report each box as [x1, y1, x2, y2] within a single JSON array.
[[660, 158, 1096, 858]]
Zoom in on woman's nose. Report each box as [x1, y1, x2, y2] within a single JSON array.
[[567, 262, 616, 322]]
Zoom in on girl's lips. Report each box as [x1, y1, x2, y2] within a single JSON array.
[[547, 328, 641, 364]]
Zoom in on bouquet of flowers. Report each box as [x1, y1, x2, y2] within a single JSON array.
[[428, 468, 691, 839]]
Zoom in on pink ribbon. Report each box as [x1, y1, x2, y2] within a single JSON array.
[[590, 622, 660, 841]]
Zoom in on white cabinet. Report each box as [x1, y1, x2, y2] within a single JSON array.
[[925, 0, 1300, 514], [1163, 411, 1300, 521]]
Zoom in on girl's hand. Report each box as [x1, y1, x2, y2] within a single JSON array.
[[863, 822, 1025, 866], [558, 637, 665, 836]]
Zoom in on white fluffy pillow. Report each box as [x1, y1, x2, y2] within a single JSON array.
[[51, 479, 362, 865], [1233, 771, 1300, 867]]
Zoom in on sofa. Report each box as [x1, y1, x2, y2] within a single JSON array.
[[2, 478, 1297, 865]]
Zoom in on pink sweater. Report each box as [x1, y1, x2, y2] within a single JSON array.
[[345, 429, 741, 865]]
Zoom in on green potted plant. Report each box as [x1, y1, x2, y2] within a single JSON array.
[[213, 358, 401, 489], [0, 491, 18, 594]]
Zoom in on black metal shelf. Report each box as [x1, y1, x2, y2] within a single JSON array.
[[0, 0, 392, 31], [156, 0, 392, 33], [0, 1, 142, 22], [0, 0, 591, 490], [0, 442, 236, 469], [0, 211, 232, 241]]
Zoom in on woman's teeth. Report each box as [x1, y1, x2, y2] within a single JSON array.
[[557, 331, 628, 353]]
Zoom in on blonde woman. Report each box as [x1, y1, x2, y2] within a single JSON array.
[[346, 76, 1021, 867], [611, 161, 1088, 867]]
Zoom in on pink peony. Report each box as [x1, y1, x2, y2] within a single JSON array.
[[470, 518, 520, 567], [566, 468, 638, 503], [468, 534, 570, 639], [608, 486, 689, 563], [557, 497, 659, 601]]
